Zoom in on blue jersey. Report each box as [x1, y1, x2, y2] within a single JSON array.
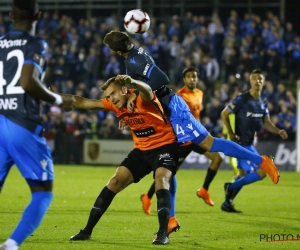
[[0, 30, 47, 133], [228, 91, 269, 146], [125, 46, 155, 82], [0, 31, 53, 185], [124, 46, 209, 144]]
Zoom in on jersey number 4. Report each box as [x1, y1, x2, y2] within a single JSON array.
[[176, 124, 185, 135], [0, 49, 25, 95]]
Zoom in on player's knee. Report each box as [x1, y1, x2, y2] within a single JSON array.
[[107, 176, 127, 193], [154, 175, 171, 190], [213, 153, 223, 166]]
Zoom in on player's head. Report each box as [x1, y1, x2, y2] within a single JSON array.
[[182, 67, 199, 91], [101, 77, 128, 109], [103, 31, 133, 55], [250, 69, 265, 91], [10, 0, 40, 23]]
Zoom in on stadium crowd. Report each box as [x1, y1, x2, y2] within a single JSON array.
[[1, 9, 297, 164]]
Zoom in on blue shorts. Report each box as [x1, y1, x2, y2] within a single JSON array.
[[0, 115, 54, 186], [168, 94, 208, 144], [237, 145, 260, 172]]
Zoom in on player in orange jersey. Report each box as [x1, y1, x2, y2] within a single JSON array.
[[140, 67, 222, 233], [67, 75, 178, 245]]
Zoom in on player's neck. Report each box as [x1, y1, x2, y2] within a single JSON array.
[[249, 89, 261, 98], [14, 21, 37, 35]]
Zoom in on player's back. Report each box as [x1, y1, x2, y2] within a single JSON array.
[[125, 46, 155, 83], [0, 30, 47, 132]]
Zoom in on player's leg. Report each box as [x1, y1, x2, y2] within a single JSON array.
[[152, 143, 178, 245], [0, 117, 54, 250], [194, 134, 279, 184], [167, 175, 180, 235], [222, 146, 266, 213], [225, 146, 266, 199], [228, 156, 239, 180], [70, 165, 134, 240], [153, 167, 173, 245], [197, 150, 222, 206], [141, 182, 155, 215]]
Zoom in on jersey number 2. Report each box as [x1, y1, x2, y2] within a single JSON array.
[[0, 49, 25, 95]]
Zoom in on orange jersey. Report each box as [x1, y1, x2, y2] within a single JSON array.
[[101, 95, 176, 150], [176, 86, 203, 120], [176, 86, 204, 146]]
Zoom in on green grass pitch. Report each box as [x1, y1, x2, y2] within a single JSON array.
[[1, 166, 299, 250]]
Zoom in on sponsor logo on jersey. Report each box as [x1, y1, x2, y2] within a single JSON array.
[[133, 126, 156, 137], [0, 39, 27, 48], [246, 112, 263, 118], [143, 63, 150, 75]]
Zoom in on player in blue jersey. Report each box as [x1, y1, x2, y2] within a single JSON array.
[[104, 31, 280, 179], [0, 1, 74, 249], [220, 69, 288, 213]]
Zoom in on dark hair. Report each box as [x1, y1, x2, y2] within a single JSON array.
[[100, 77, 125, 91], [250, 69, 264, 77], [182, 67, 199, 78], [103, 31, 133, 53], [12, 0, 38, 21]]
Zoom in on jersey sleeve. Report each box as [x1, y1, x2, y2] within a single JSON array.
[[24, 38, 48, 75], [263, 98, 269, 115], [228, 95, 243, 113], [101, 98, 118, 112], [129, 54, 155, 80]]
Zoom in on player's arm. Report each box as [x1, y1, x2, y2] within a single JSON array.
[[146, 65, 169, 90], [263, 115, 288, 139], [20, 64, 61, 104], [221, 105, 239, 142], [221, 106, 234, 135], [116, 75, 153, 101], [71, 95, 104, 110]]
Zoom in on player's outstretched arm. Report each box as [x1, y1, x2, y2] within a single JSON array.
[[116, 75, 153, 101], [20, 64, 74, 109], [71, 95, 104, 110]]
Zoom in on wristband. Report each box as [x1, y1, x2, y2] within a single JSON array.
[[53, 93, 63, 105]]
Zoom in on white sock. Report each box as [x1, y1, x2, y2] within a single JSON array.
[[4, 239, 18, 250]]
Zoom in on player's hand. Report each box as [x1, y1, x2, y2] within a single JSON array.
[[127, 92, 137, 112], [229, 132, 240, 142], [118, 119, 128, 130], [116, 75, 132, 85], [278, 129, 288, 139], [61, 95, 75, 111]]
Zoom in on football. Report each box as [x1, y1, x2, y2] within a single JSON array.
[[124, 9, 150, 34]]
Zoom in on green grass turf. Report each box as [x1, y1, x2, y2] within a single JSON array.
[[1, 166, 300, 250]]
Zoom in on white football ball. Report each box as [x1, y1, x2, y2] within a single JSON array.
[[124, 9, 150, 34]]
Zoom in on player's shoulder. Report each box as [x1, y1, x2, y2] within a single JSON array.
[[234, 91, 248, 101], [27, 35, 48, 52]]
